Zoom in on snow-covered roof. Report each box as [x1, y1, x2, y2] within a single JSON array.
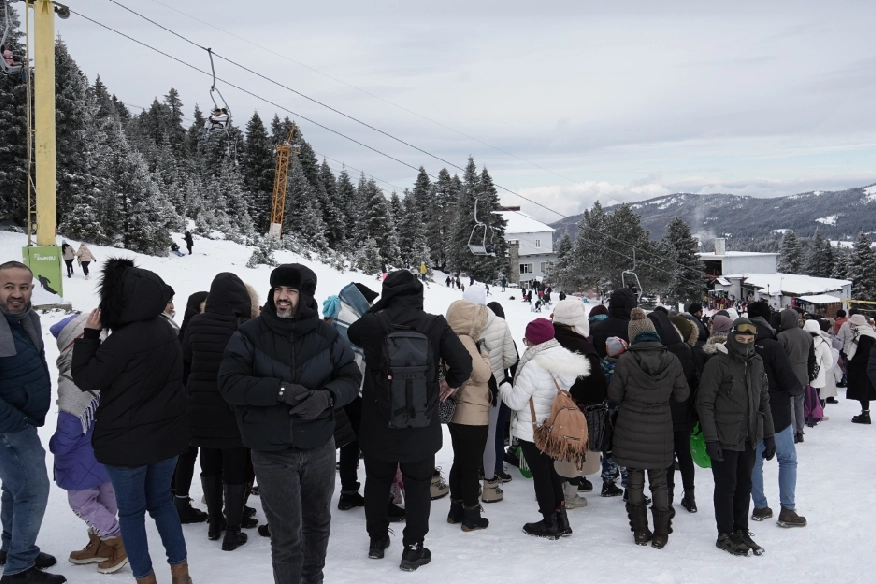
[[697, 251, 778, 258], [723, 273, 851, 296], [798, 294, 844, 305], [496, 211, 554, 235]]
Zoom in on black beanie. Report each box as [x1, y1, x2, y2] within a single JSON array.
[[689, 302, 703, 314], [748, 301, 771, 320], [354, 283, 379, 304]]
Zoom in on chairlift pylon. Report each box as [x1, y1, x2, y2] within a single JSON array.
[[468, 199, 496, 257]]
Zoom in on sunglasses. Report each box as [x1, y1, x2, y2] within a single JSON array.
[[732, 323, 757, 335]]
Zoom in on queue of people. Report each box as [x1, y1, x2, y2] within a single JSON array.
[[1, 258, 875, 583]]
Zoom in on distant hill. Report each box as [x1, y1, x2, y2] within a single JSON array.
[[550, 184, 876, 242]]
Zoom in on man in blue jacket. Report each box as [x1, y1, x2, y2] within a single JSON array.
[[0, 261, 66, 583]]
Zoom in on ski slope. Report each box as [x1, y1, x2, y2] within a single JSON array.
[[1, 230, 873, 584]]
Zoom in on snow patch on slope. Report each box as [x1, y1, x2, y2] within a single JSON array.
[[816, 216, 837, 225]]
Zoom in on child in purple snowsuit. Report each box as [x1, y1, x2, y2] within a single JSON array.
[[49, 315, 127, 574]]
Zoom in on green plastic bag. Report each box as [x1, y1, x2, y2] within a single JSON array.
[[516, 445, 533, 478], [690, 422, 712, 469]]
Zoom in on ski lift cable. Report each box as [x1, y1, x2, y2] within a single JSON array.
[[104, 0, 705, 279], [142, 0, 596, 196], [75, 8, 705, 285]]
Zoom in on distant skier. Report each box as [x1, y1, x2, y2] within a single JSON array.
[[61, 241, 75, 278], [501, 276, 506, 292], [419, 262, 428, 282], [184, 231, 194, 256]]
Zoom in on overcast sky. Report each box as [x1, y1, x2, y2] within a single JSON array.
[[53, 0, 876, 222]]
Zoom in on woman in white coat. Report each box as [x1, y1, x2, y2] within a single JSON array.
[[499, 318, 590, 540], [805, 319, 837, 412]]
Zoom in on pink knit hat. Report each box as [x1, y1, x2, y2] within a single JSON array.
[[525, 318, 556, 346]]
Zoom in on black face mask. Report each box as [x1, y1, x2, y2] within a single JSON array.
[[727, 334, 755, 358]]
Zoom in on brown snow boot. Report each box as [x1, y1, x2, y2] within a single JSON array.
[[97, 536, 129, 574], [69, 532, 109, 564], [171, 561, 193, 584], [626, 503, 652, 546], [136, 573, 158, 584]]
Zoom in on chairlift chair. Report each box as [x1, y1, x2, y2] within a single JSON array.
[[621, 270, 643, 303], [468, 199, 496, 257], [202, 48, 231, 133], [0, 1, 23, 76]]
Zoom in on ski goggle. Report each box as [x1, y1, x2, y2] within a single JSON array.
[[731, 323, 757, 335]]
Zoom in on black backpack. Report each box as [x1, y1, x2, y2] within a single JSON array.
[[375, 311, 438, 429]]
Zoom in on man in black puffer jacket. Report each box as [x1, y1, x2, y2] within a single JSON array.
[[591, 288, 636, 358], [648, 307, 699, 512], [746, 302, 806, 528], [348, 271, 472, 572], [73, 258, 192, 583], [218, 264, 360, 584]]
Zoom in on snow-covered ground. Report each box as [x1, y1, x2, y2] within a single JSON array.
[[2, 230, 874, 583]]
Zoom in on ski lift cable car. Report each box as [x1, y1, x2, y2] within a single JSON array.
[[621, 248, 643, 303], [0, 1, 23, 76], [203, 47, 231, 131], [468, 199, 496, 257]]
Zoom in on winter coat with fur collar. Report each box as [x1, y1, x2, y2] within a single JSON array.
[[72, 259, 189, 466], [446, 301, 493, 426], [608, 341, 689, 469], [500, 341, 590, 443]]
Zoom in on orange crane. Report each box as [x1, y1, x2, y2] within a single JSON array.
[[269, 123, 300, 237]]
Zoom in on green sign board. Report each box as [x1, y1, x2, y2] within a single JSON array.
[[22, 245, 64, 302]]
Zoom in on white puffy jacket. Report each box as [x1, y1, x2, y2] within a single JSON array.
[[480, 311, 517, 381], [810, 333, 836, 389], [500, 343, 590, 443]]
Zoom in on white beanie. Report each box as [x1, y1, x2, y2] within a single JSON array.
[[462, 284, 487, 306], [803, 319, 820, 334], [552, 299, 589, 338]]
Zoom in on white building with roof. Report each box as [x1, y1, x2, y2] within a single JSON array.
[[497, 210, 556, 286], [698, 238, 778, 276], [715, 273, 851, 312]]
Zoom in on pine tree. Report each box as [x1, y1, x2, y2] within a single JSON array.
[[360, 178, 400, 267], [246, 234, 280, 268], [547, 232, 574, 290], [427, 169, 457, 270], [0, 0, 29, 223], [319, 160, 345, 249], [241, 111, 275, 231], [571, 201, 612, 292], [163, 88, 187, 158], [282, 160, 328, 251], [806, 228, 835, 278], [337, 169, 360, 250], [778, 230, 804, 273], [356, 237, 383, 274], [398, 191, 430, 268], [55, 39, 91, 221], [831, 244, 851, 280], [411, 167, 432, 225], [448, 157, 481, 276], [849, 232, 876, 300], [661, 217, 704, 305]]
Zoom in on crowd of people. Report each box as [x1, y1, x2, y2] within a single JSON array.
[[1, 258, 875, 583]]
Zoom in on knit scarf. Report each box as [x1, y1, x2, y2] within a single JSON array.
[[513, 338, 560, 386], [0, 305, 42, 358], [55, 316, 100, 433], [846, 324, 876, 362]]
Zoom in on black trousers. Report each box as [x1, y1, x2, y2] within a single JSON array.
[[666, 429, 696, 500], [200, 446, 248, 485], [64, 259, 74, 276], [364, 454, 433, 546], [518, 440, 564, 517], [173, 445, 199, 497], [81, 261, 90, 276], [339, 397, 362, 494], [627, 468, 669, 511], [710, 444, 756, 535], [448, 423, 489, 507]]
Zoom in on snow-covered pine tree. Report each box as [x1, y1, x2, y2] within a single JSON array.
[[571, 201, 612, 291], [356, 237, 383, 274], [546, 231, 574, 291], [185, 104, 206, 157], [473, 167, 507, 280], [411, 166, 432, 226], [398, 191, 430, 268], [55, 39, 91, 222], [337, 169, 360, 251], [831, 244, 851, 280], [360, 178, 400, 267], [849, 232, 876, 301], [661, 217, 704, 305], [448, 157, 481, 277], [241, 111, 275, 231], [246, 233, 280, 268], [806, 228, 835, 278], [778, 230, 804, 273], [319, 160, 345, 249], [163, 88, 187, 158], [282, 160, 328, 251], [427, 168, 457, 271]]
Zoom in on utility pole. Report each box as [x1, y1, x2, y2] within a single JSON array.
[[34, 0, 56, 245]]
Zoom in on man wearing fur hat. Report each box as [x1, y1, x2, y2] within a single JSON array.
[[218, 264, 361, 584]]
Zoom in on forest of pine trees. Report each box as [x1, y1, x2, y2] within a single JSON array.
[[0, 5, 508, 281]]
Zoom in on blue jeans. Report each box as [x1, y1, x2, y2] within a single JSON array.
[[252, 439, 335, 584], [0, 426, 50, 576], [751, 426, 797, 511], [104, 456, 187, 579]]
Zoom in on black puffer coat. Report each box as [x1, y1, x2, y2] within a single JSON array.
[[648, 310, 697, 432], [217, 264, 361, 452], [178, 291, 209, 344], [348, 271, 473, 463], [183, 273, 251, 449], [553, 324, 606, 405], [847, 334, 876, 402], [608, 341, 689, 469], [72, 259, 189, 467], [751, 317, 803, 434], [591, 289, 636, 358]]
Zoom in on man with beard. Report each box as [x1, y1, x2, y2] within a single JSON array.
[[0, 262, 66, 583], [218, 264, 361, 584]]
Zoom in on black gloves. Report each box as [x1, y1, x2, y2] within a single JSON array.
[[762, 436, 776, 461], [488, 375, 499, 407], [289, 390, 332, 419], [278, 383, 310, 405], [705, 441, 724, 462]]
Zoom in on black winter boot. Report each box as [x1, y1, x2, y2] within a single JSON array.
[[201, 475, 226, 540], [447, 499, 464, 524], [338, 492, 365, 510], [399, 542, 431, 571], [650, 507, 672, 549], [852, 410, 871, 424], [626, 503, 652, 546], [716, 533, 750, 556], [174, 496, 208, 524], [461, 505, 488, 532], [556, 505, 572, 537], [522, 513, 560, 540], [221, 484, 249, 551], [601, 481, 623, 497], [0, 566, 67, 583], [368, 535, 390, 560], [681, 489, 697, 513]]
